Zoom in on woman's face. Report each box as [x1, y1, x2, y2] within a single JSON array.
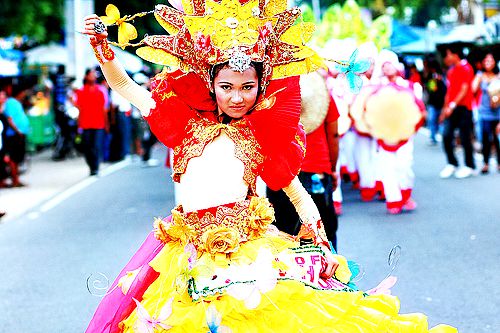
[[0, 91, 6, 108], [213, 66, 259, 119], [483, 54, 495, 72], [382, 62, 398, 77]]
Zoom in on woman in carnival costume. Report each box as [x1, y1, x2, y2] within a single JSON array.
[[82, 1, 456, 332]]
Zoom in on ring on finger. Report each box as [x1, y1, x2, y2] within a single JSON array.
[[93, 20, 106, 34]]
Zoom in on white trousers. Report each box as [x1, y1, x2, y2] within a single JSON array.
[[353, 134, 375, 189], [339, 130, 357, 175], [378, 138, 415, 204]]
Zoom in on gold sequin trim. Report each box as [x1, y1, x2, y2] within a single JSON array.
[[153, 197, 275, 254]]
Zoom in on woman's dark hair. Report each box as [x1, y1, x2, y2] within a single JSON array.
[[83, 68, 93, 85], [209, 61, 264, 98], [444, 44, 464, 59], [426, 58, 443, 74]]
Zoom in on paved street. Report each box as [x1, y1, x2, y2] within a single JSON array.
[[0, 134, 499, 333]]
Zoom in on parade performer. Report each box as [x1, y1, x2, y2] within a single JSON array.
[[367, 50, 424, 214], [350, 66, 379, 201], [82, 1, 455, 332], [267, 70, 340, 249]]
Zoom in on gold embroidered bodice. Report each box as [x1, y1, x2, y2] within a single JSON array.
[[172, 116, 265, 194]]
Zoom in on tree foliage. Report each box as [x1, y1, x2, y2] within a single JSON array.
[[324, 0, 454, 27], [0, 0, 462, 45], [0, 0, 64, 44]]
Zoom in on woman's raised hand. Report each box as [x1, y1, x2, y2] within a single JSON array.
[[82, 14, 108, 45]]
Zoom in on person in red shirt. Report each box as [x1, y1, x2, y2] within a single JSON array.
[[439, 45, 476, 179], [267, 73, 340, 250], [74, 68, 107, 175], [408, 63, 422, 85]]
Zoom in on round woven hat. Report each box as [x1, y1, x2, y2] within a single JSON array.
[[299, 71, 329, 134]]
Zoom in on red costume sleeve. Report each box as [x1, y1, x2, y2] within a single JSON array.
[[327, 94, 340, 122], [144, 71, 215, 148], [260, 124, 306, 190], [246, 76, 305, 190]]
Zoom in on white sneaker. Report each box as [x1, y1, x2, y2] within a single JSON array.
[[143, 159, 160, 167], [439, 164, 456, 178], [454, 166, 474, 179]]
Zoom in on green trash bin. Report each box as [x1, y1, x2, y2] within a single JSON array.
[[27, 113, 56, 151]]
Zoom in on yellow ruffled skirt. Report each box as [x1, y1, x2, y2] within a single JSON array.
[[87, 198, 457, 333], [120, 237, 455, 332]]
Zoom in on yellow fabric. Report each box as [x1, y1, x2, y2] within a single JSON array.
[[119, 234, 457, 333]]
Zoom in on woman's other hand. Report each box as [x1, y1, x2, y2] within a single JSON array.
[[82, 14, 108, 45], [319, 243, 339, 279]]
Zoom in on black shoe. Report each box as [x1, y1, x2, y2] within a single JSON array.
[[90, 170, 98, 176]]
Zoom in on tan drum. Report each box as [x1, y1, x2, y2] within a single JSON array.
[[349, 84, 375, 136], [299, 71, 329, 134], [363, 84, 424, 146]]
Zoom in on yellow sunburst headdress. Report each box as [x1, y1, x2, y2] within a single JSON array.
[[99, 0, 326, 91]]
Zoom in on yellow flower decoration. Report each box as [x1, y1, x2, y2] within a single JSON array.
[[247, 197, 274, 239], [153, 213, 197, 246], [168, 211, 197, 245], [201, 226, 240, 255], [100, 4, 138, 47]]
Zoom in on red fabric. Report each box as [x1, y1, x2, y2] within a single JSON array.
[[375, 180, 385, 200], [75, 85, 106, 129], [339, 166, 348, 178], [360, 187, 377, 202], [145, 71, 214, 148], [301, 95, 340, 174], [350, 171, 359, 183], [446, 59, 474, 110], [408, 72, 422, 85], [401, 188, 412, 203], [385, 189, 412, 210], [260, 124, 306, 190], [247, 76, 305, 190], [246, 76, 302, 156]]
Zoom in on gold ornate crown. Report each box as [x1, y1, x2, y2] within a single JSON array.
[[100, 0, 325, 90]]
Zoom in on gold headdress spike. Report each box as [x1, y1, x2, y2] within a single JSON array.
[[100, 1, 370, 93]]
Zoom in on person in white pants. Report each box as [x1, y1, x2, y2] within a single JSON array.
[[372, 50, 423, 214]]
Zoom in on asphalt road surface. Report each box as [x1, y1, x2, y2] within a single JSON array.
[[0, 134, 498, 333]]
